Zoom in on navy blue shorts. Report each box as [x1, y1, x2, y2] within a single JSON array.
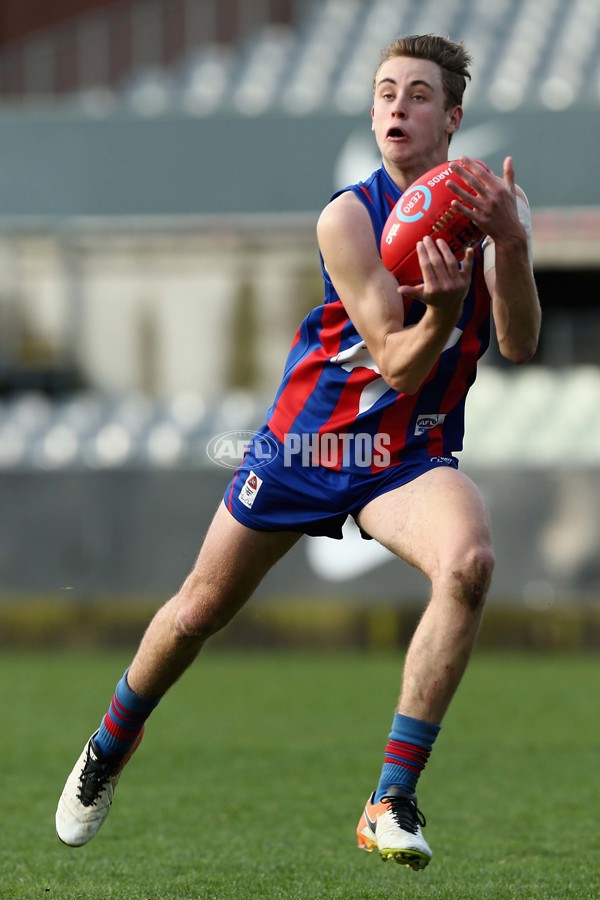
[[223, 428, 458, 540]]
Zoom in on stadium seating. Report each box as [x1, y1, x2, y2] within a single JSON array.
[[1, 366, 598, 470], [0, 0, 597, 475], [115, 0, 600, 116], [2, 0, 599, 113]]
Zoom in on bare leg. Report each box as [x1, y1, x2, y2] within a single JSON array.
[[357, 467, 494, 722], [55, 502, 300, 848], [127, 502, 301, 697]]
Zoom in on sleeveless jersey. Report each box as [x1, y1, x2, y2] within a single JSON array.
[[266, 165, 491, 473]]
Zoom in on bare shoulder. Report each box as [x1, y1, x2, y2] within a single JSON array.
[[318, 188, 365, 221], [317, 190, 378, 258], [315, 188, 397, 322]]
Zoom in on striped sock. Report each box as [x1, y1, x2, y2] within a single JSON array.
[[93, 670, 161, 760], [374, 712, 440, 801]]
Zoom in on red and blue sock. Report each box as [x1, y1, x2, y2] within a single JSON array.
[[93, 670, 161, 761], [374, 712, 440, 801]]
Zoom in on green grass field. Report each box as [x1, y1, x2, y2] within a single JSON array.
[[0, 649, 598, 900]]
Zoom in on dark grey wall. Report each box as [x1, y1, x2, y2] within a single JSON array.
[[1, 466, 597, 604], [0, 108, 597, 216]]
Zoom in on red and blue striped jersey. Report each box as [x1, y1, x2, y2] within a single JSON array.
[[266, 165, 491, 472]]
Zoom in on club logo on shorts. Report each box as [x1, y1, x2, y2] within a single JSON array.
[[415, 414, 446, 435], [238, 470, 263, 509]]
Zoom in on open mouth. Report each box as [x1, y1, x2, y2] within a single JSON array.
[[387, 126, 407, 140]]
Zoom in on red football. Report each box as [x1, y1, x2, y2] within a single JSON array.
[[381, 161, 486, 284]]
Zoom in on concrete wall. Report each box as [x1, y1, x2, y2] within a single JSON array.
[[0, 109, 599, 217], [1, 465, 598, 606]]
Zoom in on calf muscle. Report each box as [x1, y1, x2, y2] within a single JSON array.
[[127, 504, 300, 698], [357, 467, 494, 722]]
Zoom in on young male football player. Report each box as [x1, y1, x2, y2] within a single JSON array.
[[56, 34, 540, 870]]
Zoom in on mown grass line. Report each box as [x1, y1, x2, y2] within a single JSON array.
[[0, 650, 597, 899]]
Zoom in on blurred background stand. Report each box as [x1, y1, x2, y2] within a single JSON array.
[[0, 0, 598, 648]]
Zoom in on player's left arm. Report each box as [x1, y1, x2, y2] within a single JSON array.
[[448, 156, 541, 364]]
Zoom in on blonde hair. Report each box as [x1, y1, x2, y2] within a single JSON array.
[[374, 34, 472, 109]]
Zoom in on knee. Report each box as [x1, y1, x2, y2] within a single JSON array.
[[170, 578, 230, 644], [171, 603, 220, 644], [441, 544, 495, 611]]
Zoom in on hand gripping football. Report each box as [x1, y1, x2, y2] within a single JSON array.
[[381, 160, 486, 284]]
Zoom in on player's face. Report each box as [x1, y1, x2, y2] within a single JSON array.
[[371, 56, 462, 181]]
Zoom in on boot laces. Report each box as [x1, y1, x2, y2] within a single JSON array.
[[77, 742, 113, 807], [383, 793, 426, 835]]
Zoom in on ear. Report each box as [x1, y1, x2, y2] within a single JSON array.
[[371, 105, 375, 131], [446, 105, 463, 136]]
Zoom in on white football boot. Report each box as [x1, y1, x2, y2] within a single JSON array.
[[56, 729, 143, 847], [357, 784, 432, 870]]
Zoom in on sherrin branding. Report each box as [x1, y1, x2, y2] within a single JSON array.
[[380, 160, 486, 284], [427, 167, 452, 185]]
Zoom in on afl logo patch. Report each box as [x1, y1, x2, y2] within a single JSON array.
[[415, 413, 446, 435]]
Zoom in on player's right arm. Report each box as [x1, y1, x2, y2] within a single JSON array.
[[317, 190, 473, 395]]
